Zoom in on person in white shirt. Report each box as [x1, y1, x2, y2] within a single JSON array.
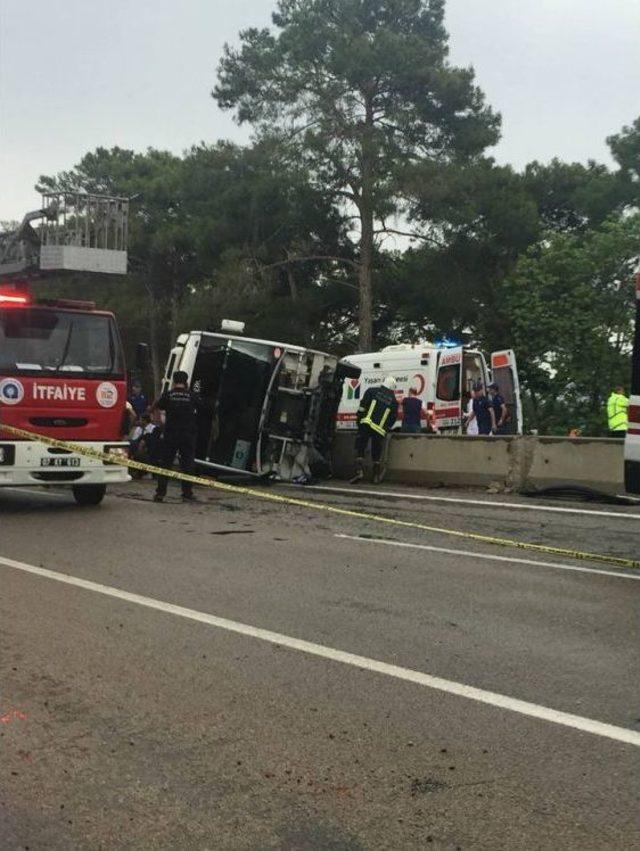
[[464, 388, 479, 435]]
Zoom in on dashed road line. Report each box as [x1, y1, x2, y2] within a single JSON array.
[[310, 484, 640, 521], [334, 534, 640, 581]]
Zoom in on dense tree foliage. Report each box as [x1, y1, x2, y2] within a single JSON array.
[[497, 215, 639, 434], [608, 117, 640, 185], [214, 0, 500, 349]]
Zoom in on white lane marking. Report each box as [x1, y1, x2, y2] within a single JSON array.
[[309, 485, 640, 521], [0, 487, 69, 500], [1, 554, 639, 748], [335, 534, 640, 581]]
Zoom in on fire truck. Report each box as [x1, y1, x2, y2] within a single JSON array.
[[0, 193, 131, 505], [625, 272, 640, 494], [338, 341, 522, 434]]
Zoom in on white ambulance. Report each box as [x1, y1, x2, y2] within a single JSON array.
[[338, 342, 522, 434]]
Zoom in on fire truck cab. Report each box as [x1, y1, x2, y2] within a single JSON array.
[[338, 342, 522, 434], [0, 288, 130, 503]]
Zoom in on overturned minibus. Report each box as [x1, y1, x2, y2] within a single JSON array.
[[161, 328, 358, 480]]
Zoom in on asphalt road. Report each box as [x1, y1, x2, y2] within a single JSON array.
[[1, 479, 639, 850]]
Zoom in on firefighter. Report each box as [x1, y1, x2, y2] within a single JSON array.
[[350, 376, 399, 485], [607, 385, 629, 438], [151, 371, 202, 503]]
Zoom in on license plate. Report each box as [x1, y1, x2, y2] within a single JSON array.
[[40, 457, 81, 468]]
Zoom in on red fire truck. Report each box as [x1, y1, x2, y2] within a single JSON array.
[[0, 193, 131, 505]]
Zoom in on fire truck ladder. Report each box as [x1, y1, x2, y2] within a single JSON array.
[[0, 192, 129, 278]]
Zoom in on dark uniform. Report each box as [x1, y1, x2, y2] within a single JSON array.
[[472, 394, 493, 435], [154, 385, 202, 500], [353, 385, 399, 482], [489, 391, 507, 434], [401, 395, 423, 433]]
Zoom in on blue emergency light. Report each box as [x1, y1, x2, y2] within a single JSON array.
[[434, 335, 461, 349]]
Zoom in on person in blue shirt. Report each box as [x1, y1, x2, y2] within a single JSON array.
[[401, 388, 424, 433], [128, 380, 148, 419], [468, 383, 496, 435]]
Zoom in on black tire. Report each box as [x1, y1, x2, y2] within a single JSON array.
[[72, 484, 107, 506]]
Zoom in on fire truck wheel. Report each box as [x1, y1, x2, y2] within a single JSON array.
[[72, 484, 107, 506]]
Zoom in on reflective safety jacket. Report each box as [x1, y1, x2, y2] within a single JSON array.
[[357, 386, 399, 436], [607, 392, 629, 432]]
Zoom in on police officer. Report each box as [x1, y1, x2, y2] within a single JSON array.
[[488, 381, 508, 434], [351, 376, 399, 484], [468, 382, 496, 436], [607, 385, 629, 438], [152, 371, 202, 503]]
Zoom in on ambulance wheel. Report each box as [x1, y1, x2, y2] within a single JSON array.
[[72, 484, 107, 506]]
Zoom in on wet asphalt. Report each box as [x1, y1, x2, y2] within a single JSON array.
[[1, 479, 639, 849]]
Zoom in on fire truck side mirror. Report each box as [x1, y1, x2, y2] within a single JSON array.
[[135, 343, 150, 371]]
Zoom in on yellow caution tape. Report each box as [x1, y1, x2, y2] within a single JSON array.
[[3, 423, 639, 570]]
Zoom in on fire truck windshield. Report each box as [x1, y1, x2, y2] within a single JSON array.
[[0, 307, 124, 378]]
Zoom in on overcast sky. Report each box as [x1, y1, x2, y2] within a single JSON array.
[[1, 0, 638, 221]]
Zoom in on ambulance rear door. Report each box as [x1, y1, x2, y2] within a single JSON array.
[[336, 354, 373, 431], [435, 346, 463, 432], [490, 349, 522, 434]]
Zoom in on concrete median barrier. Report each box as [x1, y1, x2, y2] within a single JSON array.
[[332, 432, 625, 494], [525, 435, 624, 493]]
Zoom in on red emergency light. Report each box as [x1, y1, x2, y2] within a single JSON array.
[[0, 287, 97, 311], [0, 289, 30, 305]]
